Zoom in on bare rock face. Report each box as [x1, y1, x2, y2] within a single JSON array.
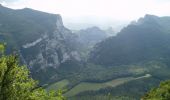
[[0, 6, 81, 84], [21, 14, 81, 74]]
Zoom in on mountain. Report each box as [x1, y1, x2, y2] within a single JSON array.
[[1, 5, 170, 99], [0, 5, 113, 87], [89, 14, 170, 66], [74, 26, 108, 60], [0, 5, 81, 84], [105, 27, 116, 36], [69, 14, 170, 100], [76, 26, 108, 45]]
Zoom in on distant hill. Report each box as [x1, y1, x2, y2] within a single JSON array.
[[74, 26, 109, 60], [89, 14, 170, 66], [76, 26, 108, 46]]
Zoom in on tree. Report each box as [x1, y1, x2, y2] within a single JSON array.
[[142, 80, 170, 100], [0, 44, 65, 100]]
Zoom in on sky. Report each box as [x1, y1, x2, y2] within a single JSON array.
[[1, 0, 170, 30]]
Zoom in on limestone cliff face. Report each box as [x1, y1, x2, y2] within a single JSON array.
[[21, 15, 78, 69], [0, 5, 81, 84]]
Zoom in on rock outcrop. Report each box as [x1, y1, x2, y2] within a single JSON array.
[[0, 5, 81, 84]]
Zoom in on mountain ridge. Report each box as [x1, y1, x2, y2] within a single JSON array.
[[89, 14, 170, 66], [0, 5, 81, 84]]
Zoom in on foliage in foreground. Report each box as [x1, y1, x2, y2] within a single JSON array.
[[0, 44, 65, 100], [142, 80, 170, 100]]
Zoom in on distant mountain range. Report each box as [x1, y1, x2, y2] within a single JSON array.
[[89, 14, 170, 66], [74, 26, 112, 60]]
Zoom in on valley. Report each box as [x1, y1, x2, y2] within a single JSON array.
[[46, 74, 151, 97], [64, 74, 151, 97], [1, 4, 170, 100]]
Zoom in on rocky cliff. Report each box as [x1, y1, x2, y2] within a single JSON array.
[[0, 5, 81, 84]]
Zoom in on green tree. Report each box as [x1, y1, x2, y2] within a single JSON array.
[[142, 80, 170, 100], [0, 44, 65, 100]]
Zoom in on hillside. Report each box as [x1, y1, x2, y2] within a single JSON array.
[[0, 5, 81, 84], [44, 15, 170, 100], [72, 14, 170, 100], [89, 14, 170, 66]]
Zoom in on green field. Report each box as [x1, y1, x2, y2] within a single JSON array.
[[46, 79, 69, 91], [64, 74, 151, 97], [45, 61, 157, 97]]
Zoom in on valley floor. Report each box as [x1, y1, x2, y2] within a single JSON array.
[[64, 74, 151, 97]]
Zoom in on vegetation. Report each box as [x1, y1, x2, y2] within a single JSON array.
[[46, 60, 170, 100], [89, 15, 170, 66], [64, 74, 150, 97], [52, 60, 168, 87], [142, 80, 170, 100], [70, 78, 160, 100], [0, 44, 65, 100], [46, 79, 69, 91]]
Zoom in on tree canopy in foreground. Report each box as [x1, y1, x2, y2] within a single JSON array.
[[142, 80, 170, 100], [0, 44, 65, 100]]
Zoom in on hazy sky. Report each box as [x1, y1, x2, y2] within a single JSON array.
[[1, 0, 170, 30]]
